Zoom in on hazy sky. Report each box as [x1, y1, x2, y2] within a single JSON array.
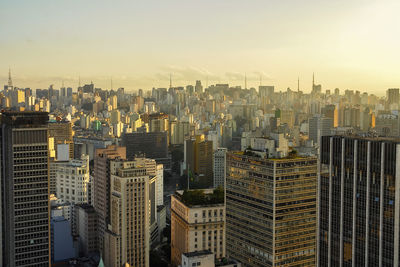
[[1, 0, 400, 94]]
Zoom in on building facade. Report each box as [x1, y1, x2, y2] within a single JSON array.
[[56, 155, 90, 205], [226, 152, 317, 266], [104, 160, 150, 267], [93, 145, 126, 252], [213, 148, 227, 188], [319, 135, 400, 266], [48, 120, 74, 160], [171, 189, 225, 266], [0, 111, 51, 266], [74, 204, 98, 256]]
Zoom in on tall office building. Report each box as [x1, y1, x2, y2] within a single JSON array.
[[309, 114, 333, 146], [319, 135, 400, 266], [122, 131, 170, 169], [226, 151, 317, 267], [73, 204, 98, 256], [322, 104, 339, 127], [195, 80, 203, 94], [185, 135, 214, 187], [213, 148, 227, 188], [104, 160, 150, 267], [48, 120, 74, 159], [0, 111, 51, 266], [387, 88, 399, 106], [93, 145, 126, 252]]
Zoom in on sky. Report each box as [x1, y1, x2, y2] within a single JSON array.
[[1, 0, 400, 95]]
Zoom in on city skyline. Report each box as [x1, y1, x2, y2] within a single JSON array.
[[2, 0, 400, 94]]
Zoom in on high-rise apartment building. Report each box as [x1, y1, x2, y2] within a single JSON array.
[[122, 131, 170, 169], [309, 114, 333, 146], [213, 148, 226, 188], [104, 160, 150, 267], [170, 121, 190, 145], [73, 204, 98, 256], [195, 80, 203, 94], [48, 120, 74, 160], [322, 104, 339, 127], [185, 135, 213, 186], [0, 111, 51, 266], [93, 145, 126, 252], [319, 135, 400, 266], [171, 189, 225, 266], [226, 152, 317, 267], [56, 155, 90, 205], [387, 88, 399, 106]]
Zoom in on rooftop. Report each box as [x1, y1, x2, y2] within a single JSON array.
[[175, 187, 224, 207], [183, 250, 213, 258]]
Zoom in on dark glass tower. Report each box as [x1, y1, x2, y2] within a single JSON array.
[[0, 111, 50, 266], [319, 135, 400, 266]]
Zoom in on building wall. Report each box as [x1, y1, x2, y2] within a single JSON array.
[[93, 145, 126, 253], [319, 136, 400, 266], [56, 155, 90, 205], [106, 169, 150, 267], [226, 153, 317, 267], [74, 204, 98, 256], [213, 148, 226, 188], [171, 192, 225, 266], [1, 112, 51, 266]]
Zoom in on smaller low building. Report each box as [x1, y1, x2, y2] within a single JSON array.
[[181, 251, 214, 267], [180, 251, 242, 267]]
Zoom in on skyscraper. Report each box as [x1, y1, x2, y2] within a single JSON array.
[[93, 145, 126, 252], [184, 135, 213, 187], [103, 159, 151, 267], [319, 135, 400, 266], [48, 120, 74, 160], [309, 114, 333, 146], [195, 80, 203, 94], [213, 148, 227, 188], [226, 151, 317, 267], [386, 88, 399, 106], [122, 131, 170, 169], [0, 111, 51, 266]]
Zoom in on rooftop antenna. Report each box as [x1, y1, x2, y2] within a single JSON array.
[[62, 80, 64, 88], [78, 75, 81, 88], [260, 74, 262, 86], [111, 77, 113, 90], [8, 67, 13, 88], [312, 72, 315, 87], [206, 75, 208, 88], [169, 73, 172, 89], [245, 73, 247, 89], [297, 77, 300, 93]]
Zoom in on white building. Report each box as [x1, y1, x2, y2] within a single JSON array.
[[213, 148, 226, 188], [56, 155, 90, 205], [181, 251, 214, 267], [156, 164, 164, 206]]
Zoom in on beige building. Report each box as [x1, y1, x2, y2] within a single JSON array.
[[171, 189, 225, 266], [48, 120, 74, 159], [104, 160, 150, 267], [93, 145, 126, 252], [56, 155, 90, 205]]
